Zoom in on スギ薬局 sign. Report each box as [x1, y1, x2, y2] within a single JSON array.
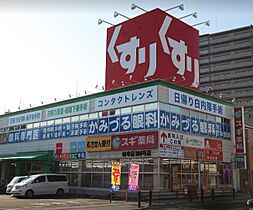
[[106, 8, 200, 91]]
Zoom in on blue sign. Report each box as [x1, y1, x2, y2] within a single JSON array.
[[7, 108, 231, 144], [120, 114, 132, 132]]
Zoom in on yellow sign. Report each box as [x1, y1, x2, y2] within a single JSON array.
[[111, 161, 121, 185], [86, 136, 111, 152]]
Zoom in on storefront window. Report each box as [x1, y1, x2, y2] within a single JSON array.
[[71, 161, 79, 172], [121, 107, 131, 114], [47, 120, 54, 126], [33, 122, 40, 128], [92, 173, 103, 188], [55, 119, 62, 125], [133, 105, 144, 113], [145, 103, 158, 111], [143, 174, 153, 190], [120, 159, 129, 173], [104, 173, 111, 188], [31, 162, 42, 173], [143, 158, 153, 172], [70, 173, 79, 186], [81, 173, 91, 187], [159, 103, 170, 111], [120, 173, 129, 189], [40, 121, 47, 127], [63, 117, 70, 123], [26, 124, 33, 129], [82, 160, 92, 172], [93, 160, 104, 172], [89, 113, 98, 119], [104, 160, 112, 173], [71, 116, 79, 122], [80, 114, 88, 121], [60, 161, 71, 172]]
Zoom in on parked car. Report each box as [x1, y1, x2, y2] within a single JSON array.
[[247, 198, 253, 208], [6, 176, 28, 194], [11, 173, 69, 198]]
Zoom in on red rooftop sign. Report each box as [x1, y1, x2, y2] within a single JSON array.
[[105, 8, 200, 91]]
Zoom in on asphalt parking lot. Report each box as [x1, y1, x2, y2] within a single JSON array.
[[0, 194, 140, 210]]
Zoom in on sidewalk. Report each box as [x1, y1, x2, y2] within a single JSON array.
[[140, 192, 251, 209]]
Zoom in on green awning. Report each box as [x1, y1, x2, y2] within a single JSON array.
[[0, 151, 51, 162]]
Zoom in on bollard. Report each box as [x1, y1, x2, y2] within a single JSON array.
[[149, 190, 152, 207], [125, 190, 128, 202], [211, 189, 214, 200], [137, 190, 141, 208], [200, 187, 204, 202], [188, 188, 192, 202], [109, 192, 112, 203], [232, 188, 235, 200]]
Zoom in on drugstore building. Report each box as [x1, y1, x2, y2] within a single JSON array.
[[0, 8, 240, 193]]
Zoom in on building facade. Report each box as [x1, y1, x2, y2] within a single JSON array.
[[0, 80, 235, 193], [0, 8, 241, 194], [199, 25, 253, 126]]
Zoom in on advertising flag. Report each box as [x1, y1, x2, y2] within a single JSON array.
[[128, 163, 140, 191], [111, 161, 121, 191]]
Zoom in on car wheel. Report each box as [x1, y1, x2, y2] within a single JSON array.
[[56, 189, 64, 198], [26, 190, 34, 198]]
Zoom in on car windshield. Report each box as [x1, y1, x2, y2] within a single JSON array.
[[8, 177, 20, 185], [20, 176, 35, 183]]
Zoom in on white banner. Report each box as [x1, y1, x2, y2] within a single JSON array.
[[9, 111, 42, 126], [169, 89, 232, 118], [45, 101, 90, 120], [94, 86, 157, 111]]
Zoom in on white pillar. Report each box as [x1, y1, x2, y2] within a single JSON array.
[[153, 158, 160, 190]]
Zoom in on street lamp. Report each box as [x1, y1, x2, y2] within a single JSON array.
[[131, 3, 147, 12], [114, 11, 130, 20], [164, 4, 184, 12], [98, 19, 114, 26], [179, 12, 197, 20]]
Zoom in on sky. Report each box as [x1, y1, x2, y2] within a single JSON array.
[[0, 0, 253, 114]]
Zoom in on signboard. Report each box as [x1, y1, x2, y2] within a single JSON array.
[[9, 111, 42, 126], [95, 86, 157, 111], [86, 136, 111, 152], [128, 163, 140, 191], [46, 101, 90, 120], [169, 89, 232, 118], [234, 107, 245, 154], [111, 131, 158, 151], [204, 138, 223, 161], [184, 135, 204, 149], [122, 150, 152, 158], [54, 140, 86, 160], [159, 130, 184, 158], [235, 155, 246, 169], [159, 110, 231, 140], [105, 8, 200, 91]]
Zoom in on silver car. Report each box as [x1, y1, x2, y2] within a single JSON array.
[[6, 176, 27, 194]]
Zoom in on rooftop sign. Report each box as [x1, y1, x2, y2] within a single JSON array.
[[105, 8, 200, 91]]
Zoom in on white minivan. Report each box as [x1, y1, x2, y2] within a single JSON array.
[[11, 174, 69, 198]]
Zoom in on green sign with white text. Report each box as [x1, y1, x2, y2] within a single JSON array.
[[46, 101, 90, 120]]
